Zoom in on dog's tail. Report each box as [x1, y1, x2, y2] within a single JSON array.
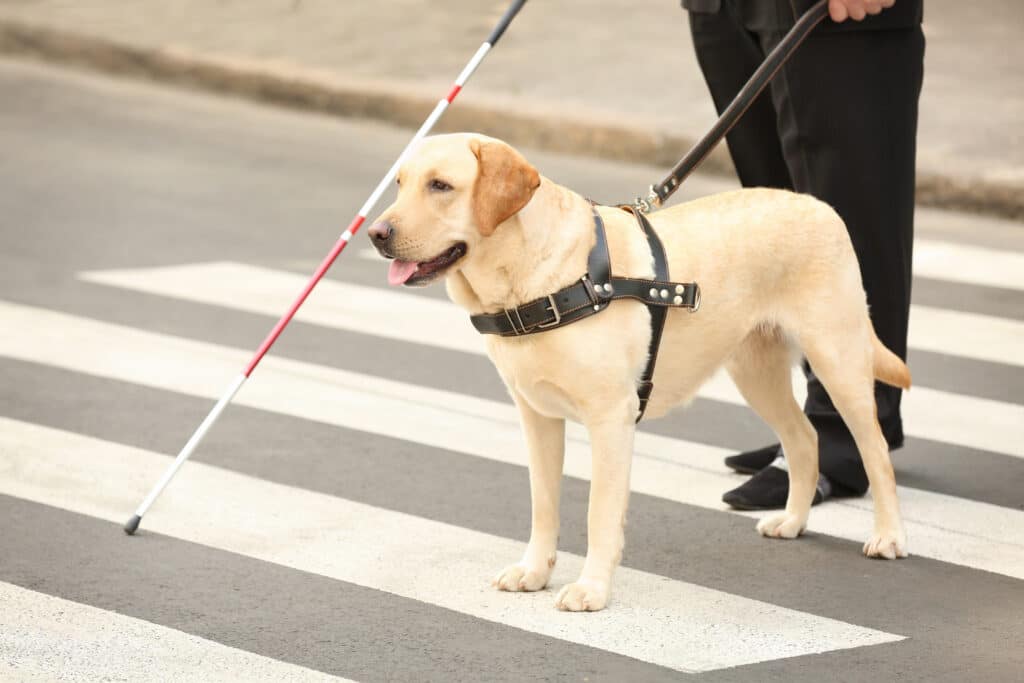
[[872, 331, 912, 389]]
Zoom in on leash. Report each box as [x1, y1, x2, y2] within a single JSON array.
[[633, 0, 830, 212]]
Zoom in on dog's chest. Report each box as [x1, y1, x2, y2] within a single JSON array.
[[487, 339, 586, 421], [516, 379, 581, 421], [485, 309, 649, 422]]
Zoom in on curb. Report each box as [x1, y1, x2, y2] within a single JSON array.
[[1, 19, 1020, 221]]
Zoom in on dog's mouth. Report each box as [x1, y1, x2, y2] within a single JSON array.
[[386, 242, 467, 287]]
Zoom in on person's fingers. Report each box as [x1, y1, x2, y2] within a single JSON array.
[[845, 0, 868, 21], [831, 0, 892, 23], [829, 0, 849, 22]]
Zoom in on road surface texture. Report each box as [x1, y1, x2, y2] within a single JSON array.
[[1, 59, 1023, 681]]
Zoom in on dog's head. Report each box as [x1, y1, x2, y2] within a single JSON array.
[[369, 134, 541, 287]]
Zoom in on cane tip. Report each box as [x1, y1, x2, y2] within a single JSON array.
[[124, 515, 141, 535]]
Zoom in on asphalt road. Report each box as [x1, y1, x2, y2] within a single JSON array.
[[1, 58, 1023, 682]]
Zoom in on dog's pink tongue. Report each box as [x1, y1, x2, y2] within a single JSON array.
[[387, 259, 419, 286]]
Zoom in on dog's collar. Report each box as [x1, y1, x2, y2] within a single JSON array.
[[468, 206, 700, 421]]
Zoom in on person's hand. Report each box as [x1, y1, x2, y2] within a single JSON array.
[[828, 0, 895, 22]]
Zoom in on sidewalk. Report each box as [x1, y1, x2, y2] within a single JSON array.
[[0, 0, 1020, 218]]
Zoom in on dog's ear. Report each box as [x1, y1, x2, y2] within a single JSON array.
[[469, 139, 541, 236]]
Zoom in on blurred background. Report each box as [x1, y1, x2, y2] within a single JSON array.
[[0, 0, 1021, 215]]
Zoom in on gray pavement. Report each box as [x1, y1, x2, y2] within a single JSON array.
[[1, 59, 1023, 681], [0, 0, 1021, 218]]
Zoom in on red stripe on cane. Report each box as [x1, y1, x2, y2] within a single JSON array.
[[243, 214, 366, 377], [445, 84, 462, 102]]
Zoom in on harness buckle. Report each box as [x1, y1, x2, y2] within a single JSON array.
[[503, 307, 528, 335], [537, 295, 562, 329], [580, 274, 601, 305], [690, 283, 702, 313]]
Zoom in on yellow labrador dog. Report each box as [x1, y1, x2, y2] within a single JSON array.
[[369, 133, 911, 612]]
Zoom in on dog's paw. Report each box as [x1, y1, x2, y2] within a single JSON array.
[[756, 512, 806, 539], [554, 579, 609, 612], [863, 529, 908, 560], [492, 562, 551, 592]]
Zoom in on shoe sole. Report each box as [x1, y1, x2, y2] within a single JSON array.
[[723, 500, 773, 511], [724, 494, 824, 512], [725, 464, 763, 475]]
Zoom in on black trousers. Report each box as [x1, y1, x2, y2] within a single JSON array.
[[686, 1, 925, 493]]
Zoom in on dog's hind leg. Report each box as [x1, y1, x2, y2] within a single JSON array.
[[493, 395, 565, 593], [798, 322, 908, 560], [726, 328, 819, 539]]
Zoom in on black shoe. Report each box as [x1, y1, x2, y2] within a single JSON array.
[[721, 463, 830, 511], [724, 443, 781, 475]]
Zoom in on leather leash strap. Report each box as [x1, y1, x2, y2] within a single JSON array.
[[635, 0, 830, 211], [470, 208, 699, 422]]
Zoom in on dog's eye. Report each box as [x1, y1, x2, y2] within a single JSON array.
[[429, 179, 453, 192]]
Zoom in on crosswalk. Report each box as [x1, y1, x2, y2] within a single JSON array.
[[3, 233, 1023, 679], [1, 56, 1023, 681]]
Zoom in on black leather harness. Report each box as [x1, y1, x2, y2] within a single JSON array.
[[469, 206, 700, 422]]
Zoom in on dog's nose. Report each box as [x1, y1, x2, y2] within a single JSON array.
[[368, 221, 393, 244]]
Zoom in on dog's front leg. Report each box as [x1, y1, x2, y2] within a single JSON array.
[[493, 396, 565, 593], [555, 406, 634, 612]]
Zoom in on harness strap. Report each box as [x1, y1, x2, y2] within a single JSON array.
[[469, 275, 609, 336], [620, 205, 669, 422], [468, 207, 700, 422]]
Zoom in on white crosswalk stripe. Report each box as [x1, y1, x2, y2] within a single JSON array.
[[79, 262, 1024, 458], [699, 371, 1024, 458], [0, 582, 347, 682], [902, 306, 1024, 367], [1, 299, 1022, 581], [913, 239, 1024, 292]]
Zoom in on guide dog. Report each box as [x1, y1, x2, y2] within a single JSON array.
[[368, 133, 910, 612]]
